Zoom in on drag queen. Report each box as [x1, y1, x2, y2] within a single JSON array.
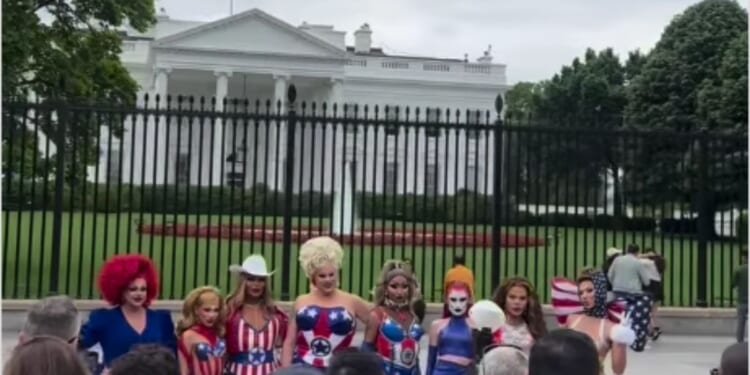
[[491, 277, 547, 354], [552, 270, 636, 375], [427, 280, 476, 375], [362, 260, 424, 375], [280, 236, 371, 371], [176, 286, 226, 375], [225, 255, 288, 375], [79, 254, 176, 373]]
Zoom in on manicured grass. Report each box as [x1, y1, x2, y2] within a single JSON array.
[[2, 211, 742, 307]]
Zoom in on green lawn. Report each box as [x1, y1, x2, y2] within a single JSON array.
[[2, 211, 742, 307]]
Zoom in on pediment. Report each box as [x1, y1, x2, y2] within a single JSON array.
[[154, 9, 346, 59]]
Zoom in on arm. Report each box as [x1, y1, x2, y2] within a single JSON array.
[[607, 259, 616, 284], [426, 320, 442, 375], [353, 295, 373, 325], [610, 341, 627, 375], [78, 310, 103, 349], [160, 311, 178, 354], [280, 301, 298, 368], [274, 307, 289, 348], [177, 333, 192, 375], [637, 263, 651, 287], [361, 309, 381, 352]]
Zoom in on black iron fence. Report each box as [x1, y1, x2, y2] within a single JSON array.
[[2, 88, 747, 307]]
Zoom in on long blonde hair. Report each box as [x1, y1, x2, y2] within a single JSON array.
[[225, 274, 276, 317], [176, 286, 226, 337]]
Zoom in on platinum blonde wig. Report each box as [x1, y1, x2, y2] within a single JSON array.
[[299, 236, 344, 278]]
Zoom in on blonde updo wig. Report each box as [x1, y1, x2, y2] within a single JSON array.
[[299, 236, 344, 278]]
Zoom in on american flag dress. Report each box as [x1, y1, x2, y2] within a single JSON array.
[[293, 305, 356, 370], [374, 309, 424, 375], [225, 307, 288, 375], [177, 325, 226, 375]]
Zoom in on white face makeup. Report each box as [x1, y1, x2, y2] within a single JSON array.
[[447, 288, 470, 316]]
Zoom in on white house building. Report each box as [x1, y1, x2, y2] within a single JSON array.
[[98, 7, 509, 196]]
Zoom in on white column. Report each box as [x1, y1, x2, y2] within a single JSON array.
[[146, 66, 170, 184], [212, 70, 232, 186], [271, 73, 289, 191], [330, 77, 344, 107]]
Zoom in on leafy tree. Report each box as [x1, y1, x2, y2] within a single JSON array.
[[624, 0, 747, 237], [625, 0, 747, 130], [2, 0, 155, 183]]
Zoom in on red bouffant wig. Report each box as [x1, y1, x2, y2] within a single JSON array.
[[98, 254, 160, 307]]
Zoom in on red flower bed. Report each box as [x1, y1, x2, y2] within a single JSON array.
[[138, 224, 546, 248]]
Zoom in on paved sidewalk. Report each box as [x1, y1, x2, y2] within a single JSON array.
[[1, 329, 731, 375]]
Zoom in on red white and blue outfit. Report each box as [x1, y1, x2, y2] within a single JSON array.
[[225, 307, 288, 375], [178, 325, 226, 375], [373, 310, 424, 375], [293, 305, 356, 370]]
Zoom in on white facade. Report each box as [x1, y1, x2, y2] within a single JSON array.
[[98, 8, 509, 195]]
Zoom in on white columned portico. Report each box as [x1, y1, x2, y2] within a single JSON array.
[[212, 70, 232, 186], [148, 66, 171, 184], [272, 73, 289, 191]]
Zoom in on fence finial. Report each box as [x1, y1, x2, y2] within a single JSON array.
[[494, 93, 504, 115]]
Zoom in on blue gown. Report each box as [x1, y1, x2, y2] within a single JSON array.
[[79, 307, 177, 372]]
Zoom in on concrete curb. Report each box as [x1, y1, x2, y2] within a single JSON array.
[[0, 299, 737, 318]]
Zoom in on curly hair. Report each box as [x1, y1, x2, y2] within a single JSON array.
[[98, 254, 159, 307], [298, 236, 344, 279], [492, 277, 547, 339], [176, 286, 226, 338]]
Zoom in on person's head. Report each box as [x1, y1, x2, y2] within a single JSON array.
[[226, 255, 275, 314], [479, 345, 529, 375], [454, 253, 466, 266], [98, 254, 159, 308], [327, 349, 384, 375], [445, 281, 472, 317], [19, 295, 80, 346], [299, 236, 344, 296], [576, 270, 608, 318], [626, 244, 640, 255], [492, 277, 547, 339], [4, 335, 90, 375], [719, 342, 748, 375], [176, 286, 225, 337], [109, 344, 179, 375], [273, 367, 324, 375], [374, 260, 416, 309], [528, 329, 600, 375]]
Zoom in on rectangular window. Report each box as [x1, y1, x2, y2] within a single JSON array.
[[385, 106, 400, 135], [176, 153, 190, 185], [425, 163, 439, 195], [384, 161, 398, 194], [426, 108, 441, 137]]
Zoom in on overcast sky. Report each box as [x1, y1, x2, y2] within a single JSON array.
[[158, 0, 724, 83]]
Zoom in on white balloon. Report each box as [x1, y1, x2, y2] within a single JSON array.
[[469, 300, 506, 331]]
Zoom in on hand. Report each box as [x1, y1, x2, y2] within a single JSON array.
[[610, 311, 636, 345]]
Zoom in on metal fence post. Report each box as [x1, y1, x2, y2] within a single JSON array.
[[280, 85, 297, 300], [50, 101, 67, 295], [696, 128, 709, 307], [491, 94, 504, 286]]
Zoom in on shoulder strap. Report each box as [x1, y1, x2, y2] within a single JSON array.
[[568, 315, 584, 329]]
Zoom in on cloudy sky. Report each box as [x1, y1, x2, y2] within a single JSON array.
[[158, 0, 717, 83]]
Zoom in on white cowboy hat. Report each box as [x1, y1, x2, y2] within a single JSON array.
[[229, 255, 275, 277]]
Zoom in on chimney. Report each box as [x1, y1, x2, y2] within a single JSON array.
[[354, 23, 372, 54]]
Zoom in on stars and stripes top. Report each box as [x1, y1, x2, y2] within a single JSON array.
[[225, 307, 288, 375], [177, 325, 226, 375], [550, 276, 625, 326], [293, 305, 356, 370], [373, 308, 424, 375]]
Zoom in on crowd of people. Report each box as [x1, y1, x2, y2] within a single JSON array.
[[2, 237, 747, 375]]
